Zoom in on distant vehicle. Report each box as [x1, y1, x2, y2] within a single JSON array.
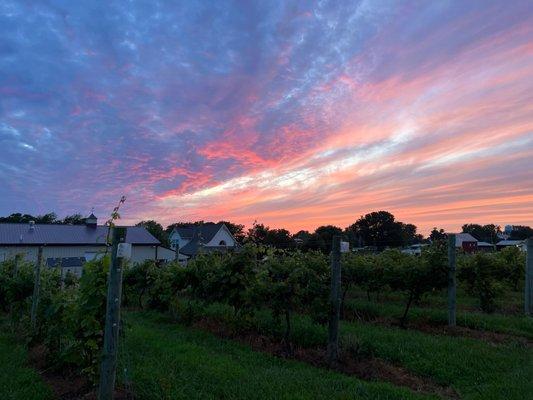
[[401, 244, 428, 256]]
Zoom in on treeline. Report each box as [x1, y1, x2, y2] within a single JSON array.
[[3, 210, 532, 251], [138, 211, 426, 251], [0, 212, 87, 225]]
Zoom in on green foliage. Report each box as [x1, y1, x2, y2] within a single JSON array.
[[459, 253, 505, 313], [496, 246, 525, 290], [123, 260, 158, 308], [255, 250, 328, 352], [380, 245, 448, 326]]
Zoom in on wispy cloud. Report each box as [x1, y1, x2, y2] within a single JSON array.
[[0, 0, 532, 233]]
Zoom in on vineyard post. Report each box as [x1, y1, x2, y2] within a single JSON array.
[[98, 227, 127, 400], [9, 255, 20, 317], [447, 234, 456, 327], [525, 238, 533, 316], [327, 235, 342, 366], [30, 246, 43, 331]]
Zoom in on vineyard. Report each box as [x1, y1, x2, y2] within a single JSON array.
[[0, 239, 532, 400]]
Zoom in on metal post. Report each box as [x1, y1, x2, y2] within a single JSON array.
[[30, 246, 43, 331], [327, 235, 342, 365], [525, 238, 533, 316], [98, 227, 127, 400], [448, 234, 456, 327]]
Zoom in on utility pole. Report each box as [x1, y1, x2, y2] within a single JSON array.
[[99, 227, 127, 400], [525, 238, 533, 316], [447, 234, 456, 327], [30, 246, 43, 331], [327, 235, 342, 366]]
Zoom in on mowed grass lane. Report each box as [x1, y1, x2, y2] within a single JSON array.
[[0, 320, 53, 400], [120, 311, 433, 400]]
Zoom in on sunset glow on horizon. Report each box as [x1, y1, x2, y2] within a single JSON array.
[[1, 1, 532, 234]]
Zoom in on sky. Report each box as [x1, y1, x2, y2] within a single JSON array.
[[0, 0, 532, 235]]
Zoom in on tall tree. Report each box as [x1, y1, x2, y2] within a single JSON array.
[[346, 211, 405, 249], [136, 220, 169, 247], [509, 225, 533, 240], [314, 225, 343, 253], [62, 214, 86, 225], [429, 227, 447, 242], [462, 224, 501, 243]]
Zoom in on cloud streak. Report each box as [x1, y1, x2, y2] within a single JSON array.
[[0, 0, 532, 234]]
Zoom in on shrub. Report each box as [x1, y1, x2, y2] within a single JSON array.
[[384, 245, 447, 326], [459, 253, 505, 313]]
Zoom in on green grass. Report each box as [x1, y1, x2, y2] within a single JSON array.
[[344, 298, 533, 339], [119, 311, 433, 400], [136, 301, 533, 400], [340, 319, 532, 400], [0, 320, 54, 400]]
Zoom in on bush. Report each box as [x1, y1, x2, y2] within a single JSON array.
[[459, 253, 505, 313], [384, 245, 447, 326]]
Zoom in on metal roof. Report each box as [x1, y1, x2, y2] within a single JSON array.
[[173, 223, 223, 242], [0, 223, 160, 245], [454, 232, 478, 246], [496, 240, 524, 246]]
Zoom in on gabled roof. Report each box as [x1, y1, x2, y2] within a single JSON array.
[[455, 232, 478, 246], [172, 222, 223, 242], [0, 223, 160, 245]]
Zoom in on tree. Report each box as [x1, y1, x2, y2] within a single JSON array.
[[462, 224, 501, 244], [136, 220, 169, 247], [0, 212, 58, 224], [347, 211, 405, 249], [62, 214, 86, 225], [429, 227, 447, 242], [246, 221, 270, 244], [314, 225, 343, 253], [509, 225, 533, 240]]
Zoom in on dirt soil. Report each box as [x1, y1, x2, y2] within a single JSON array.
[[192, 318, 460, 400], [27, 345, 133, 400]]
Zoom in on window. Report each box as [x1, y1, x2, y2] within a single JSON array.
[[219, 240, 227, 246]]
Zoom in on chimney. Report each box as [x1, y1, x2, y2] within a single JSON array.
[[85, 213, 97, 228], [29, 221, 35, 231]]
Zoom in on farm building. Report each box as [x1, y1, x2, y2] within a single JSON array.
[[169, 222, 239, 261], [495, 239, 526, 251], [454, 232, 479, 253], [0, 214, 177, 276]]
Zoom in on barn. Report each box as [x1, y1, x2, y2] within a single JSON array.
[[0, 214, 177, 276]]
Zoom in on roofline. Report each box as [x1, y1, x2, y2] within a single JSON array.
[[0, 243, 159, 247]]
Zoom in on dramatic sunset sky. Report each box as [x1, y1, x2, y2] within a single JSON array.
[[1, 1, 532, 234]]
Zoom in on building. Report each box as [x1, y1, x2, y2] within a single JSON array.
[[0, 214, 176, 276], [454, 232, 478, 253], [169, 222, 238, 261], [476, 241, 495, 252], [495, 239, 525, 251]]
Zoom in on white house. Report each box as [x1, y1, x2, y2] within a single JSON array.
[[169, 222, 238, 261], [0, 214, 176, 276]]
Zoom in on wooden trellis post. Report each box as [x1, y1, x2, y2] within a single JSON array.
[[98, 227, 127, 400], [447, 234, 456, 327], [327, 235, 342, 365], [30, 246, 43, 331], [525, 238, 533, 316]]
